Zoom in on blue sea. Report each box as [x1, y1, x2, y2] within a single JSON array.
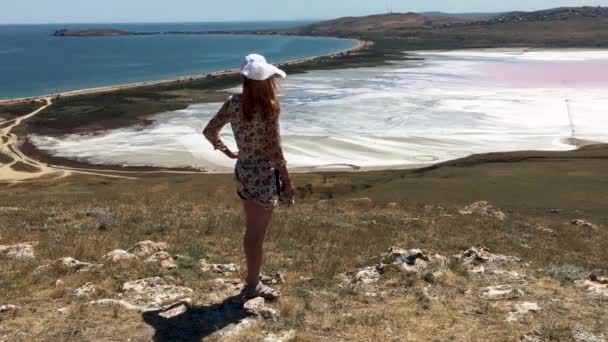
[[0, 22, 356, 99]]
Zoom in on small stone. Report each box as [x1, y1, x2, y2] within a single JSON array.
[[507, 302, 540, 322], [199, 260, 239, 274], [57, 307, 71, 314], [387, 202, 398, 209], [354, 265, 383, 284], [0, 242, 37, 259], [55, 257, 101, 273], [455, 246, 521, 270], [73, 282, 97, 299], [158, 303, 188, 319], [218, 318, 258, 338], [260, 272, 286, 285], [262, 330, 297, 342], [243, 297, 278, 321], [129, 241, 168, 258], [459, 201, 506, 220], [481, 285, 523, 300], [0, 305, 20, 314], [103, 249, 137, 263], [145, 252, 177, 269], [571, 219, 600, 231], [536, 226, 556, 235], [55, 279, 64, 287]]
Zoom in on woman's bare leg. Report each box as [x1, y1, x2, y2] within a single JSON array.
[[242, 200, 274, 287]]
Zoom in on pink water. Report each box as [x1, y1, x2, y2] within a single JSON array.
[[479, 61, 608, 88]]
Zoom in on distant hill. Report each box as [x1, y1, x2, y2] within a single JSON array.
[[421, 11, 501, 21], [482, 6, 608, 24], [288, 12, 465, 35], [277, 6, 608, 50]]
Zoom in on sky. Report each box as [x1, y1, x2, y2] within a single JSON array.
[[2, 0, 608, 24]]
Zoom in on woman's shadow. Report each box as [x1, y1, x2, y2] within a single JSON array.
[[142, 294, 251, 342]]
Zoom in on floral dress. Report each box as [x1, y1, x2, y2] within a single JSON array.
[[203, 94, 287, 209]]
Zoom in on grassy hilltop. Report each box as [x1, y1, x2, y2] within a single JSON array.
[[1, 145, 607, 340], [1, 6, 608, 341]]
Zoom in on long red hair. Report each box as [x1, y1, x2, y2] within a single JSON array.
[[242, 77, 281, 121]]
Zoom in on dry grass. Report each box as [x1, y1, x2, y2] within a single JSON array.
[[1, 155, 607, 340]]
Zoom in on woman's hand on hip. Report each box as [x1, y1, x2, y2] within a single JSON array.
[[222, 148, 239, 159]]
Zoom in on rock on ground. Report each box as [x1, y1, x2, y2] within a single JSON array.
[[262, 330, 297, 342], [243, 297, 279, 321], [576, 275, 608, 299], [454, 246, 521, 272], [158, 303, 188, 319], [0, 242, 37, 259], [459, 201, 507, 220], [128, 240, 168, 258], [0, 305, 20, 314], [354, 265, 384, 285], [102, 249, 137, 263], [481, 285, 524, 300], [122, 277, 192, 310], [383, 247, 448, 276], [144, 251, 177, 269], [73, 282, 97, 299], [218, 318, 259, 339], [260, 272, 286, 285], [507, 302, 541, 322], [571, 219, 600, 231], [55, 257, 102, 272], [200, 259, 240, 274]]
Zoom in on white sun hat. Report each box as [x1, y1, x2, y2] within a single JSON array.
[[240, 54, 287, 81]]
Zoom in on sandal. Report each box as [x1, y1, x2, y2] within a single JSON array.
[[243, 282, 281, 300]]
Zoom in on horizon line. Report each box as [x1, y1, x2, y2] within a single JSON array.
[[1, 18, 324, 26]]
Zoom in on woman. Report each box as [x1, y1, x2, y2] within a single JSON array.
[[203, 54, 294, 300]]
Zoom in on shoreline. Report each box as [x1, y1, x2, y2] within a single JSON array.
[[3, 39, 608, 179], [0, 37, 369, 105]]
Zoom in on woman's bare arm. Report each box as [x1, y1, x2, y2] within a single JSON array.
[[203, 97, 238, 159]]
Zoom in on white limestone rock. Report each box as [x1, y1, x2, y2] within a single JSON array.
[[459, 201, 506, 220], [103, 249, 137, 263], [128, 240, 168, 258], [507, 302, 540, 322], [145, 252, 178, 269], [199, 259, 239, 274], [481, 285, 523, 301], [122, 277, 193, 310], [0, 242, 37, 259], [571, 219, 600, 231], [0, 305, 20, 314], [73, 282, 97, 299], [243, 297, 279, 321], [262, 330, 297, 342]]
